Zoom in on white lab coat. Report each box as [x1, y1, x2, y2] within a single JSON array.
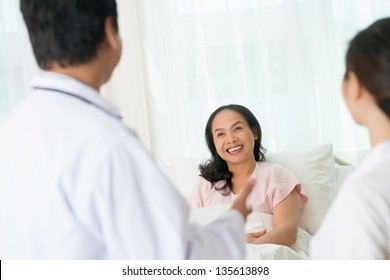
[[0, 72, 245, 259], [310, 141, 390, 259]]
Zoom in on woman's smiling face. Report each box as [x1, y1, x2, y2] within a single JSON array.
[[211, 109, 258, 166]]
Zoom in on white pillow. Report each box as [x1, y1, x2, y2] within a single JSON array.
[[168, 156, 204, 198], [266, 143, 335, 235]]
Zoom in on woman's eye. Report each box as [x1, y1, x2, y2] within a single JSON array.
[[234, 126, 242, 131], [216, 133, 224, 137]]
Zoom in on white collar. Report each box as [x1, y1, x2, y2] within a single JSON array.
[[31, 71, 122, 120]]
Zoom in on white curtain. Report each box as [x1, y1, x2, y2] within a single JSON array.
[[0, 0, 37, 114], [1, 0, 390, 167], [101, 0, 151, 148], [130, 0, 390, 166]]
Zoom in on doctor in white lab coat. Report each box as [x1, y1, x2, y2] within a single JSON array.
[[0, 0, 253, 259], [310, 17, 390, 259]]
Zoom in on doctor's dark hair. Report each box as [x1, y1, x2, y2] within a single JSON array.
[[20, 0, 118, 69], [199, 104, 267, 194], [345, 17, 390, 117]]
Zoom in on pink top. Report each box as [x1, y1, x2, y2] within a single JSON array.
[[188, 162, 308, 227]]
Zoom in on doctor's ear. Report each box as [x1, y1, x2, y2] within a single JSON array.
[[103, 17, 120, 50]]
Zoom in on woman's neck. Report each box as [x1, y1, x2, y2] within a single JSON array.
[[229, 159, 257, 194]]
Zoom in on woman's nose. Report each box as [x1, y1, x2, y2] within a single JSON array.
[[227, 135, 237, 144]]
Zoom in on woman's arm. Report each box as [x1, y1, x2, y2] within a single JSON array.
[[246, 187, 301, 246]]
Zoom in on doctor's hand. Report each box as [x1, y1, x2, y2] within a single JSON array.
[[230, 178, 255, 221]]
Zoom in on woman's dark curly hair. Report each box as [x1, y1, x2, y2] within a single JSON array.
[[199, 104, 267, 194]]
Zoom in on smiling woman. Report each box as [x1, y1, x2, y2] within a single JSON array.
[[188, 104, 309, 247], [199, 105, 266, 195], [212, 112, 258, 172]]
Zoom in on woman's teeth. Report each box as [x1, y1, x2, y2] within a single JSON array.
[[227, 145, 243, 153]]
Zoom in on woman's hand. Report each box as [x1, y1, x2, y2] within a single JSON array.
[[246, 229, 267, 243]]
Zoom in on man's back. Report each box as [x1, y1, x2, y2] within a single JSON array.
[[0, 72, 189, 259], [1, 0, 250, 260]]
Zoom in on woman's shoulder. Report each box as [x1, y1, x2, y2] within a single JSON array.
[[254, 161, 299, 183], [255, 161, 293, 174], [197, 177, 225, 192], [197, 177, 213, 189], [189, 177, 227, 205]]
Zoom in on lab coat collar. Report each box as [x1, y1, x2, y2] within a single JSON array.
[[31, 71, 122, 120]]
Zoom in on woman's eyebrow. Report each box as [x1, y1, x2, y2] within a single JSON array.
[[214, 121, 243, 133], [232, 121, 243, 127]]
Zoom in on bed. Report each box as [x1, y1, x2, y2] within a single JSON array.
[[167, 143, 355, 260]]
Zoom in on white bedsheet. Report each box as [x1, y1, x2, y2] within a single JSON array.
[[189, 204, 311, 260]]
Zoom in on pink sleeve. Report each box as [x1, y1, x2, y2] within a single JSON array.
[[187, 178, 211, 208], [266, 165, 308, 209]]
